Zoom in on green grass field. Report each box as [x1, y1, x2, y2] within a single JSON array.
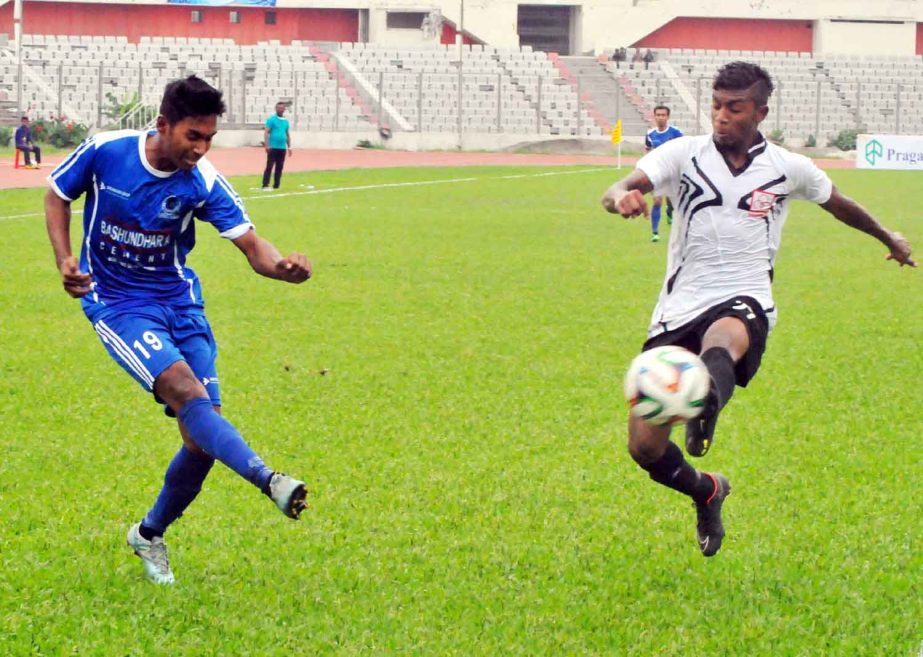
[[0, 165, 919, 656]]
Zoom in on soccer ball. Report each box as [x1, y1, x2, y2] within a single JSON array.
[[623, 346, 710, 426]]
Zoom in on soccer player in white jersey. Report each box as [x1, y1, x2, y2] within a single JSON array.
[[601, 62, 915, 557], [644, 105, 683, 242], [45, 76, 313, 584]]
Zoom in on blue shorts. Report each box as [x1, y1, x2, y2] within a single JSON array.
[[84, 301, 221, 410]]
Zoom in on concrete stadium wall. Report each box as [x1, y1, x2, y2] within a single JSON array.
[[0, 2, 359, 44], [814, 19, 917, 56], [633, 17, 814, 53], [212, 128, 620, 152], [3, 0, 923, 56]]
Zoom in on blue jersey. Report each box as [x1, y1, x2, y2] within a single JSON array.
[[645, 125, 684, 151], [48, 130, 253, 309]]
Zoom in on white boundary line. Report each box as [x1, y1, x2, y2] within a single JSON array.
[[0, 167, 614, 223]]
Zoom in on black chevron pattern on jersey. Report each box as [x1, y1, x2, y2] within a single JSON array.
[[679, 156, 724, 243], [689, 157, 724, 218]]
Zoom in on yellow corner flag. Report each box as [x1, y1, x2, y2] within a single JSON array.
[[610, 119, 622, 145]]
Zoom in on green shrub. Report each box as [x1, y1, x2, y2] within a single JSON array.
[[768, 128, 784, 145], [805, 134, 817, 148], [0, 126, 11, 147], [828, 129, 858, 151], [31, 116, 89, 148]]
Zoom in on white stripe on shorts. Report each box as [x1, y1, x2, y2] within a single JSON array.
[[94, 320, 155, 388]]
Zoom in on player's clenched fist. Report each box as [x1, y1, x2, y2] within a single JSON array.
[[884, 231, 916, 268], [59, 255, 93, 298], [601, 186, 649, 219], [275, 253, 312, 283]]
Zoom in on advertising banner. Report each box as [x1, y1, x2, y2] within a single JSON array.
[[856, 134, 923, 170]]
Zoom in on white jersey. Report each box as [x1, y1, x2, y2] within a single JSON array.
[[637, 134, 833, 337]]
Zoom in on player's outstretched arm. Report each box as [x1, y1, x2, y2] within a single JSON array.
[[820, 187, 916, 268], [45, 188, 93, 297], [601, 169, 654, 218], [232, 229, 313, 283]]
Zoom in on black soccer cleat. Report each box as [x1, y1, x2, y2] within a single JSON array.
[[685, 382, 721, 457], [685, 411, 719, 457], [694, 473, 730, 557]]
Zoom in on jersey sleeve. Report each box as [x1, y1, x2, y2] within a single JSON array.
[[195, 171, 254, 240], [637, 137, 688, 196], [644, 132, 653, 150], [786, 152, 833, 204], [47, 137, 97, 202]]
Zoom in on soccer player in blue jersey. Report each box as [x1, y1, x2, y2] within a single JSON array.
[[45, 76, 312, 584], [644, 106, 683, 242]]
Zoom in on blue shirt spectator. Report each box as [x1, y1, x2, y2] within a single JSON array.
[[15, 116, 42, 168]]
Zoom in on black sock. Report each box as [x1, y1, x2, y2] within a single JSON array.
[[260, 470, 276, 496], [138, 523, 163, 541], [641, 441, 716, 503], [701, 346, 737, 415]]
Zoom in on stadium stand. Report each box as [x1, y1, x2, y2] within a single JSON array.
[[3, 36, 603, 136], [336, 42, 603, 135], [609, 49, 923, 143], [6, 35, 374, 131], [3, 32, 923, 141]]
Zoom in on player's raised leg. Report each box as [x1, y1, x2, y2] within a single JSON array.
[[685, 314, 752, 457], [154, 361, 307, 519], [628, 416, 730, 556]]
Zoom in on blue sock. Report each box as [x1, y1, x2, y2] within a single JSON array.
[[142, 446, 215, 535], [177, 398, 274, 492], [651, 205, 661, 235]]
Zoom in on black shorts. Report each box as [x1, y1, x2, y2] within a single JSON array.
[[641, 295, 770, 387]]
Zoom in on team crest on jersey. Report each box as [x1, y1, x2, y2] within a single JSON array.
[[747, 190, 778, 218], [158, 195, 182, 220]]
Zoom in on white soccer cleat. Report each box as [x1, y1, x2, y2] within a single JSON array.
[[268, 473, 308, 519], [126, 523, 175, 585]]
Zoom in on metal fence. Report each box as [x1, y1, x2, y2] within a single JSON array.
[[6, 61, 600, 137], [633, 75, 917, 142], [6, 59, 917, 141]]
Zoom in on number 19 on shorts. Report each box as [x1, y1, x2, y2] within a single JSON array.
[[134, 331, 163, 359]]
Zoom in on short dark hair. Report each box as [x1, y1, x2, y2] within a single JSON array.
[[653, 105, 671, 115], [713, 61, 774, 107], [160, 75, 226, 125], [21, 115, 29, 121]]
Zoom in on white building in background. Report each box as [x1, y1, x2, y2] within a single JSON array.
[[8, 0, 923, 55]]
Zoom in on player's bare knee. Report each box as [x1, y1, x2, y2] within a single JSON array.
[[702, 317, 749, 359], [154, 361, 209, 411], [627, 418, 670, 466]]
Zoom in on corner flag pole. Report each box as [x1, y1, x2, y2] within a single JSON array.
[[611, 118, 623, 169]]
